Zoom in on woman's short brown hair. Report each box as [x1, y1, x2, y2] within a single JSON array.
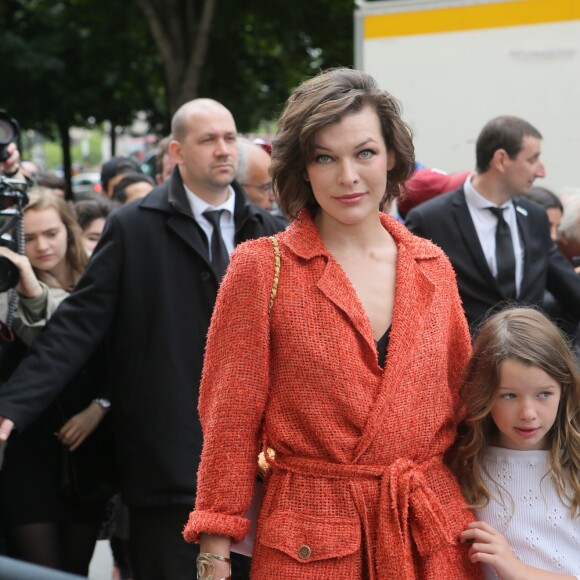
[[271, 68, 415, 219]]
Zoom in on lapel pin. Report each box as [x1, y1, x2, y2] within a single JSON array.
[[516, 205, 528, 217]]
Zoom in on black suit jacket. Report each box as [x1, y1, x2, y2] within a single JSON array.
[[406, 187, 580, 332], [0, 170, 285, 506]]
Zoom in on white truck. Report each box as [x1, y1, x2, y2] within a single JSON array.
[[354, 0, 580, 194]]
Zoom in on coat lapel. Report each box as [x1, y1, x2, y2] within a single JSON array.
[[316, 260, 377, 356], [353, 225, 437, 462], [451, 189, 498, 291], [282, 213, 376, 352], [166, 213, 210, 262], [141, 172, 213, 267]]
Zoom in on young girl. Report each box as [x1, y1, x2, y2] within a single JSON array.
[[456, 307, 580, 579]]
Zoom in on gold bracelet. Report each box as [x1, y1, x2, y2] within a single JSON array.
[[196, 552, 231, 580]]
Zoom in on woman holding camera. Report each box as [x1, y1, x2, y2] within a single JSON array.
[[0, 188, 112, 576]]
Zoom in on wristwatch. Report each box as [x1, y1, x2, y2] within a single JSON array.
[[92, 398, 111, 410]]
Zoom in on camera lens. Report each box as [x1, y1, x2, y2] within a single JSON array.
[[0, 112, 18, 146], [0, 111, 20, 163], [0, 256, 19, 292], [0, 120, 16, 146]]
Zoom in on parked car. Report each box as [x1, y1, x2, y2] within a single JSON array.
[[71, 172, 102, 200]]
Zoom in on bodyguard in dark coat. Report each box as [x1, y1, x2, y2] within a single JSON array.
[[0, 99, 284, 579]]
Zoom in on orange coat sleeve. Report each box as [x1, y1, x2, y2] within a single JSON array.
[[183, 237, 275, 544]]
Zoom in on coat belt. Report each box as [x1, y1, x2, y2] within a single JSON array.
[[267, 452, 456, 580]]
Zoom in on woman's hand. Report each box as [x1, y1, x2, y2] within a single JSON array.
[[56, 401, 108, 452], [0, 247, 42, 298]]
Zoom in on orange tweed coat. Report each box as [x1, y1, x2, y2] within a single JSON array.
[[184, 211, 481, 579]]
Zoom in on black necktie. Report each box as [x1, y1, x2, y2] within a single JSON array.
[[487, 206, 516, 299], [203, 209, 229, 282]]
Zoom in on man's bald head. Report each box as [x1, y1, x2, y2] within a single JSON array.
[[169, 99, 238, 203], [171, 99, 235, 142]]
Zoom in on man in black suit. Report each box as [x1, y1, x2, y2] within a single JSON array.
[[0, 99, 284, 579], [406, 115, 580, 332]]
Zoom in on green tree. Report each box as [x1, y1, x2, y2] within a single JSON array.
[[0, 0, 355, 192], [0, 0, 163, 195], [136, 0, 355, 129]]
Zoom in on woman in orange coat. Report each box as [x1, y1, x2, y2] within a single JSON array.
[[184, 68, 480, 579]]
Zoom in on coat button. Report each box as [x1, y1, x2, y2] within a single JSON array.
[[200, 271, 211, 281], [298, 545, 311, 560]]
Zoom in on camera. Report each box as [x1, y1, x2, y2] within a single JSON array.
[[0, 176, 28, 293], [0, 111, 19, 163]]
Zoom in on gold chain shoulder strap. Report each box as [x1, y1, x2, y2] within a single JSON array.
[[269, 236, 280, 313]]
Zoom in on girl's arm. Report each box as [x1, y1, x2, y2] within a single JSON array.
[[460, 521, 576, 580]]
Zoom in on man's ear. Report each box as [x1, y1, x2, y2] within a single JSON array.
[[491, 148, 509, 173], [169, 140, 183, 164]]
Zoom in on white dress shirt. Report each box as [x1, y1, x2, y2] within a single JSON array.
[[464, 176, 524, 296], [183, 185, 236, 259]]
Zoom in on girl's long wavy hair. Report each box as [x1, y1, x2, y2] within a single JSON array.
[[271, 67, 415, 220], [455, 307, 580, 517], [24, 188, 88, 289]]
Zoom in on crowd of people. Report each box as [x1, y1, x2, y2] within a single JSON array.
[[0, 66, 578, 580]]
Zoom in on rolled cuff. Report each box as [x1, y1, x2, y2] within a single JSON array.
[[182, 510, 251, 545]]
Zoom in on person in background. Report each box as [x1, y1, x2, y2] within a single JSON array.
[[524, 186, 563, 242], [0, 98, 284, 580], [557, 194, 580, 272], [73, 197, 117, 256], [237, 138, 276, 211], [397, 166, 470, 220], [74, 195, 129, 580], [111, 172, 155, 205], [456, 307, 580, 579], [406, 116, 580, 333], [155, 135, 176, 184], [20, 161, 39, 182], [100, 156, 142, 199], [184, 68, 478, 579], [519, 186, 579, 352], [36, 171, 67, 199], [0, 189, 111, 576]]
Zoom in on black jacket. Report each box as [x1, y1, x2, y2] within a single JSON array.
[[0, 170, 285, 506], [406, 187, 580, 333]]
